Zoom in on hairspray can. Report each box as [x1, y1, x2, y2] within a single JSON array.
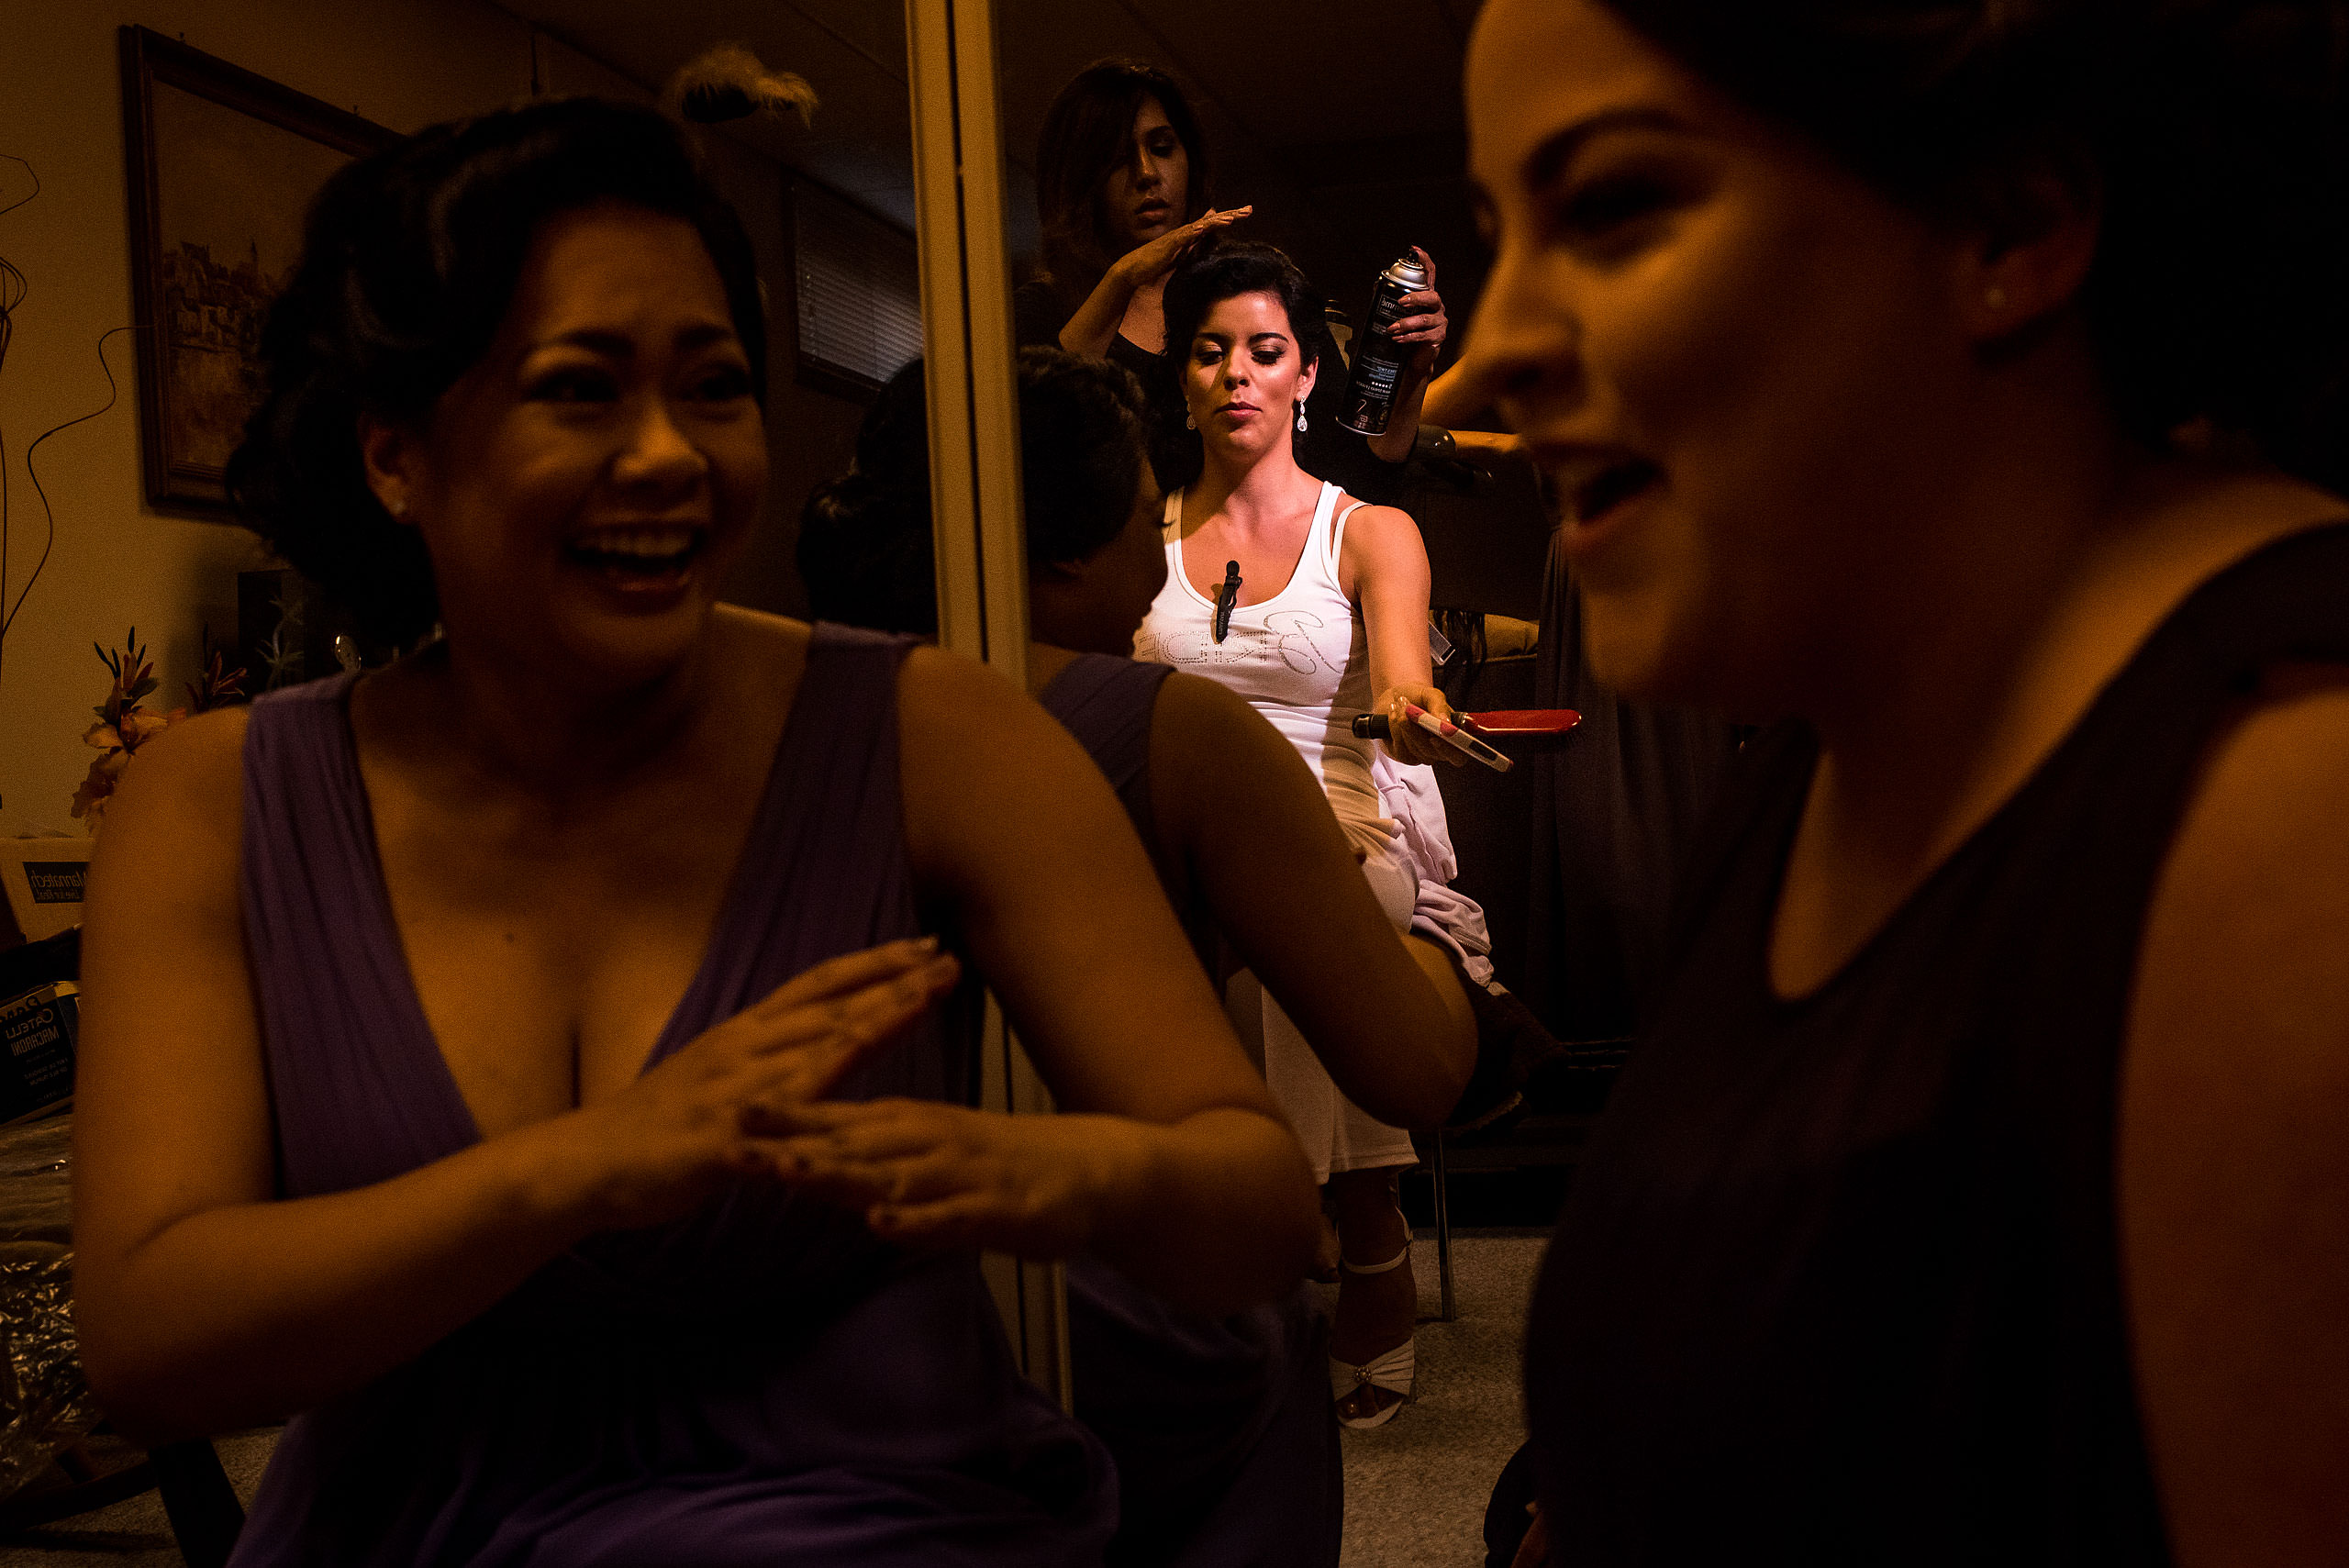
[[1336, 251, 1431, 437]]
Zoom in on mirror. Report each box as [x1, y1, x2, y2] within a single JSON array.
[[993, 0, 1486, 354], [495, 0, 927, 628]]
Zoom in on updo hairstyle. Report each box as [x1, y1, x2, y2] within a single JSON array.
[[1598, 0, 2349, 488], [227, 97, 767, 647], [797, 348, 1153, 636], [1159, 240, 1326, 478]]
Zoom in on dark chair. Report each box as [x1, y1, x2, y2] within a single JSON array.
[[1400, 440, 1571, 1318]]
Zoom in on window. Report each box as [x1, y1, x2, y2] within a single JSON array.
[[789, 176, 921, 396]]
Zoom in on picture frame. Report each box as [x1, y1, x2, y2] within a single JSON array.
[[118, 27, 395, 516]]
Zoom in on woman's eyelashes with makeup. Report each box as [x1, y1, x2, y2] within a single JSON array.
[[528, 361, 620, 405], [1542, 150, 1709, 261], [686, 360, 754, 402], [1191, 340, 1290, 370]]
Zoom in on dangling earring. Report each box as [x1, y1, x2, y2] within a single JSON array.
[[1186, 409, 1197, 430], [1296, 404, 1308, 433]]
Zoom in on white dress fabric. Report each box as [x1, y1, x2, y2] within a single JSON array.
[[1135, 481, 1419, 1183], [1372, 751, 1500, 990]]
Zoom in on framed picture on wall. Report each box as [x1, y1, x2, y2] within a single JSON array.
[[118, 28, 395, 517]]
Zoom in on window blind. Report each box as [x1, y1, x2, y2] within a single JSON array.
[[791, 179, 922, 392]]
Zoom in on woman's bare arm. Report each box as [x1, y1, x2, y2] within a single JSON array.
[[1343, 500, 1460, 769], [72, 713, 954, 1440], [894, 647, 1319, 1313], [1149, 673, 1475, 1124], [2122, 668, 2349, 1565]]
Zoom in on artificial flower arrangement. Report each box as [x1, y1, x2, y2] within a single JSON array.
[[70, 628, 245, 830]]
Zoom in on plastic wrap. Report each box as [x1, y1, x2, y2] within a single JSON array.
[[0, 1115, 95, 1500]]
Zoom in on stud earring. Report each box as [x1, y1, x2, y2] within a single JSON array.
[[1296, 405, 1308, 433], [1186, 409, 1196, 430]]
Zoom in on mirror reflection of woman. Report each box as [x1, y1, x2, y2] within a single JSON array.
[[1462, 1, 2349, 1562], [1130, 241, 1465, 1429], [801, 345, 1479, 1562], [69, 99, 1319, 1566], [1016, 58, 1449, 497]]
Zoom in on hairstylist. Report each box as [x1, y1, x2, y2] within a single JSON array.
[[1014, 58, 1449, 497]]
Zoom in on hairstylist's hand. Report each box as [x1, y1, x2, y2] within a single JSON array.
[[1374, 682, 1466, 768], [767, 1101, 1151, 1259], [1112, 206, 1254, 289], [568, 939, 962, 1230], [1389, 246, 1448, 380]]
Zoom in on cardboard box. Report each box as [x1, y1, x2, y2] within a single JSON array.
[[0, 839, 95, 947], [0, 981, 77, 1124]]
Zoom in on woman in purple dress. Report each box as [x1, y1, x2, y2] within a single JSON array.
[[68, 98, 1319, 1567]]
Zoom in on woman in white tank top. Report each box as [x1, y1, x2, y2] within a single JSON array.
[[1132, 241, 1464, 1429]]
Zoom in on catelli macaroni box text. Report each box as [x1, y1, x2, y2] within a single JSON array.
[[0, 982, 76, 1124]]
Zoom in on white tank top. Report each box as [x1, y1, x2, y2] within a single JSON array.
[[1133, 480, 1384, 827]]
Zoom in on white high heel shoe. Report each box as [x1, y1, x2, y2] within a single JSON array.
[[1328, 1244, 1416, 1429]]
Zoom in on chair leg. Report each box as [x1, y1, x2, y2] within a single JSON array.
[[1432, 1129, 1457, 1323], [150, 1440, 243, 1568]]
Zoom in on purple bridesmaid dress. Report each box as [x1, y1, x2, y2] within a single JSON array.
[[1040, 653, 1341, 1568], [228, 625, 1116, 1567]]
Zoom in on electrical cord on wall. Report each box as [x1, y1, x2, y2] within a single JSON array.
[[0, 150, 36, 711], [14, 324, 137, 653]]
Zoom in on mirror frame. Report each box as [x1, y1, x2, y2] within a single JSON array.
[[904, 0, 1074, 1408]]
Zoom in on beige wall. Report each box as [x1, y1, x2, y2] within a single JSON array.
[[0, 0, 865, 837]]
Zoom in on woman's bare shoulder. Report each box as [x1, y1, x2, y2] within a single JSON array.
[[1333, 496, 1424, 555], [105, 706, 250, 825], [84, 706, 252, 912], [2133, 663, 2349, 1043], [2122, 662, 2349, 1559]]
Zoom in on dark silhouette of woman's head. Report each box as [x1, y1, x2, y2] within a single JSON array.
[[799, 348, 1158, 646]]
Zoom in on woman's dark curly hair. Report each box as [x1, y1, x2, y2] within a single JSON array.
[[1597, 0, 2349, 488], [226, 97, 767, 647], [798, 348, 1153, 636], [1158, 240, 1325, 484], [1034, 60, 1214, 318]]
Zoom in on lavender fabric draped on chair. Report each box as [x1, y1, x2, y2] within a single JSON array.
[[228, 624, 1115, 1568]]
